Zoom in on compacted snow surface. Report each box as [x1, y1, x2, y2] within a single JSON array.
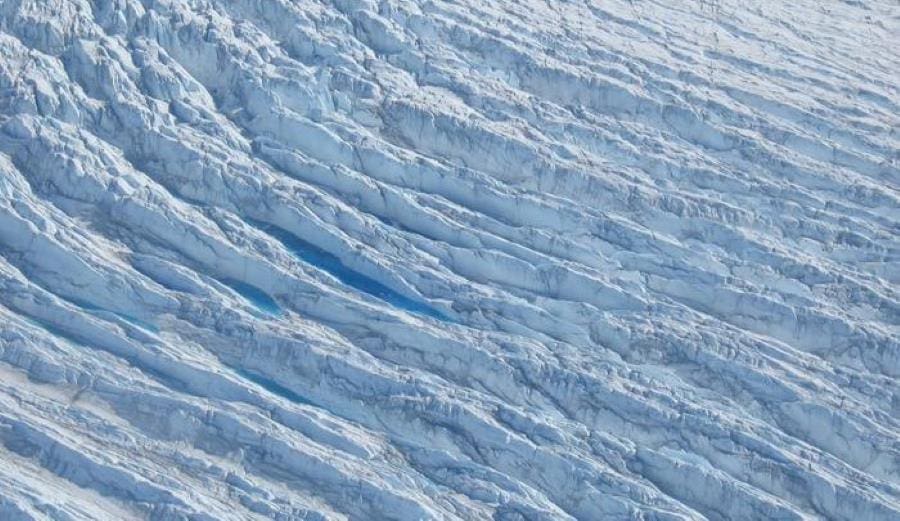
[[0, 0, 898, 519]]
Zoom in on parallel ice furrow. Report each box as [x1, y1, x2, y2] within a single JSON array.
[[0, 0, 898, 519]]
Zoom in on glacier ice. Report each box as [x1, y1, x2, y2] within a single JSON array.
[[0, 0, 898, 519]]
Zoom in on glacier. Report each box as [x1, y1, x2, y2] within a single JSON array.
[[0, 0, 898, 519]]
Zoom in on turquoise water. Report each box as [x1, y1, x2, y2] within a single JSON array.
[[248, 219, 450, 321], [219, 278, 282, 316], [235, 368, 314, 406]]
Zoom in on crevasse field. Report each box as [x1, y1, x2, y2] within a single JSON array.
[[0, 0, 898, 519]]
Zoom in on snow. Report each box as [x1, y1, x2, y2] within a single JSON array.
[[0, 0, 898, 519]]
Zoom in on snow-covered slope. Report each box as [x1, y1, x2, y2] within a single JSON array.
[[0, 0, 898, 519]]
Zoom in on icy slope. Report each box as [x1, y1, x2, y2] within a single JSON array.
[[0, 0, 898, 519]]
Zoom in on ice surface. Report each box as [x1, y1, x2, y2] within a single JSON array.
[[0, 0, 898, 519]]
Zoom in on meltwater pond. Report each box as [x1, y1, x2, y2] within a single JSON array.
[[248, 219, 450, 321]]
